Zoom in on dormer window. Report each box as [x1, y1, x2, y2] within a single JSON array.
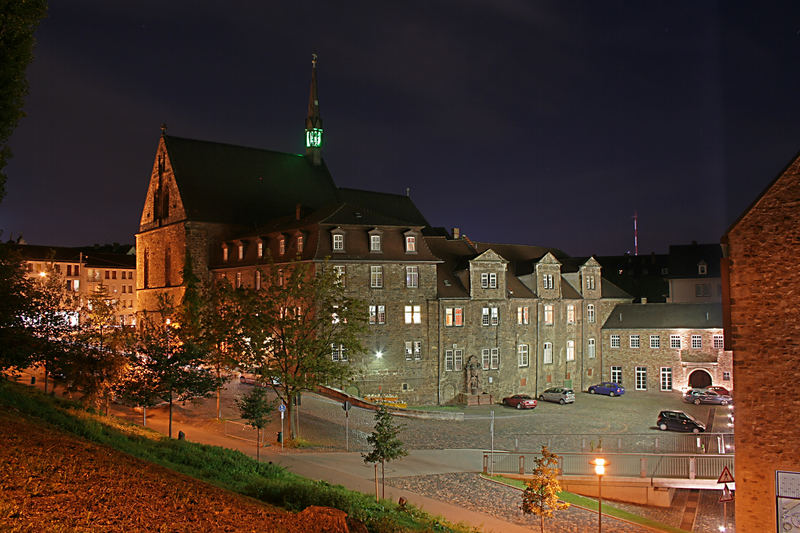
[[586, 275, 595, 290], [480, 272, 497, 289], [222, 244, 229, 263], [370, 234, 381, 252], [543, 274, 554, 289], [405, 234, 417, 253], [278, 237, 286, 256], [238, 243, 244, 261], [331, 229, 345, 252], [257, 240, 263, 258], [297, 234, 304, 253], [698, 262, 707, 275]]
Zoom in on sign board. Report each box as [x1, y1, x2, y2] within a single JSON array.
[[278, 403, 286, 413], [342, 400, 351, 411], [719, 484, 733, 503], [718, 465, 735, 484]]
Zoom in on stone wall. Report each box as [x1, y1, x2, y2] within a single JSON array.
[[724, 152, 800, 533]]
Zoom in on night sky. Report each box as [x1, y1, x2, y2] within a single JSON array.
[[2, 1, 800, 256]]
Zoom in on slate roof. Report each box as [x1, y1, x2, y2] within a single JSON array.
[[9, 244, 135, 268], [337, 188, 429, 226], [602, 303, 723, 329], [595, 253, 670, 303], [163, 135, 340, 227], [667, 243, 722, 278]]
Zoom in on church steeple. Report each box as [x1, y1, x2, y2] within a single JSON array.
[[305, 53, 323, 166]]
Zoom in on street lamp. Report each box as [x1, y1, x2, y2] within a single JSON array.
[[590, 457, 608, 533]]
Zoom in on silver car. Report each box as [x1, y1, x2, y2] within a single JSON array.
[[539, 387, 575, 405]]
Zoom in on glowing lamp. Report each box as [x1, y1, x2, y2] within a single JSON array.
[[375, 351, 383, 359]]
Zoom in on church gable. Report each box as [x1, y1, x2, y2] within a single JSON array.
[[139, 136, 187, 232]]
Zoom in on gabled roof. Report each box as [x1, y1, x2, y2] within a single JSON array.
[[9, 244, 136, 268], [667, 243, 722, 278], [337, 188, 429, 226], [163, 135, 340, 226], [602, 303, 722, 329]]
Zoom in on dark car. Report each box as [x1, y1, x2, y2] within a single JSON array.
[[539, 387, 575, 405], [587, 382, 625, 397], [502, 394, 537, 409], [657, 410, 706, 433], [683, 388, 733, 406]]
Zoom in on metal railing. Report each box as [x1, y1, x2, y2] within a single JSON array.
[[507, 432, 734, 454], [483, 450, 734, 481]]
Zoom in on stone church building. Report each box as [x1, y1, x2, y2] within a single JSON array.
[[136, 57, 709, 405]]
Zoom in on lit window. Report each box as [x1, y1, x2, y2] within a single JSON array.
[[405, 341, 413, 360], [297, 235, 304, 253], [238, 244, 244, 260], [405, 235, 416, 253], [544, 305, 553, 325], [481, 349, 490, 370], [566, 304, 575, 324], [370, 266, 383, 288], [413, 341, 422, 359], [482, 307, 498, 326], [331, 344, 347, 362], [445, 307, 464, 327], [518, 345, 529, 367], [713, 334, 724, 349], [255, 270, 261, 290], [543, 342, 553, 364], [279, 238, 286, 256], [491, 307, 499, 325], [369, 305, 385, 325], [332, 233, 344, 251], [691, 335, 702, 349], [333, 265, 345, 287], [670, 335, 681, 349], [370, 234, 381, 252], [404, 305, 421, 324], [406, 266, 419, 288], [586, 275, 595, 290], [650, 335, 660, 349], [235, 272, 242, 288], [588, 338, 596, 358], [257, 241, 263, 258], [587, 304, 595, 323], [610, 335, 620, 348], [566, 340, 575, 361], [630, 335, 640, 348], [517, 306, 529, 325]]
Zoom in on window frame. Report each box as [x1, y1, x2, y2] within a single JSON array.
[[518, 344, 529, 367], [691, 334, 702, 349], [566, 340, 575, 361], [635, 366, 647, 390], [588, 338, 596, 359], [713, 334, 724, 349], [406, 265, 419, 288], [404, 305, 421, 324], [670, 334, 681, 349], [370, 234, 382, 252], [544, 304, 553, 325], [660, 367, 673, 391], [610, 334, 620, 348], [370, 265, 383, 288], [650, 335, 660, 349], [587, 303, 595, 323], [405, 235, 416, 253], [630, 335, 640, 349], [543, 342, 553, 364], [611, 366, 622, 384]]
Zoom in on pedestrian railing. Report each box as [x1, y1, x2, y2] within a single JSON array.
[[483, 450, 734, 481], [509, 432, 734, 454]]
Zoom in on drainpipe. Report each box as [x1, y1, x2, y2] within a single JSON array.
[[437, 300, 442, 405], [535, 302, 540, 396]]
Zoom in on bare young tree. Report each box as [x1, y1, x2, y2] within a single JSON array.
[[521, 446, 570, 533]]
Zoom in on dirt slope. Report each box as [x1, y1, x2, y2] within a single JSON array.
[[0, 410, 354, 532]]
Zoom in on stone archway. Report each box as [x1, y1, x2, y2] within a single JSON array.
[[688, 369, 712, 389]]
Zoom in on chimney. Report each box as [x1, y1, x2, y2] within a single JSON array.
[[295, 203, 301, 221], [452, 227, 460, 239]]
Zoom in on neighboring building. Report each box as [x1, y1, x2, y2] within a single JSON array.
[[12, 243, 137, 325], [601, 303, 730, 392], [595, 252, 670, 303], [722, 149, 800, 532], [666, 242, 722, 303]]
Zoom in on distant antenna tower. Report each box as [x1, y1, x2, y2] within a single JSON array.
[[633, 211, 639, 256]]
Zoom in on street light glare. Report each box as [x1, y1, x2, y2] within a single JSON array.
[[595, 464, 605, 476], [375, 351, 383, 358]]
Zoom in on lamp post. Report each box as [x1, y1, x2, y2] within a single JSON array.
[[590, 457, 608, 533]]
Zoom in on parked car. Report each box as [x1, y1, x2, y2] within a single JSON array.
[[657, 410, 706, 433], [587, 382, 625, 397], [706, 385, 731, 396], [538, 387, 575, 405], [683, 388, 733, 406], [502, 394, 537, 409]]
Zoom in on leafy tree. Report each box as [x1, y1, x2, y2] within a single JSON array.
[[521, 446, 570, 532], [237, 261, 365, 440], [68, 284, 127, 413], [362, 404, 407, 500], [0, 243, 36, 377], [118, 300, 219, 438], [235, 385, 275, 461], [0, 0, 48, 203]]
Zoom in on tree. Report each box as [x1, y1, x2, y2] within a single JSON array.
[[521, 446, 570, 532], [201, 275, 241, 420], [68, 284, 127, 413], [0, 0, 48, 203], [0, 243, 36, 377], [237, 261, 365, 440], [235, 385, 274, 461], [362, 404, 407, 500], [118, 300, 219, 438]]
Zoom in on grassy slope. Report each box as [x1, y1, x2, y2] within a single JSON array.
[[0, 381, 476, 533]]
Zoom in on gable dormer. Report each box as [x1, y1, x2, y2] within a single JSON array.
[[579, 257, 602, 299], [535, 252, 562, 298], [469, 249, 508, 299], [235, 239, 248, 261]]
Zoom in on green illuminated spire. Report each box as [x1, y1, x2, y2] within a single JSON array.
[[305, 53, 323, 165]]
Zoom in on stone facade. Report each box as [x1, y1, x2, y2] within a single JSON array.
[[723, 150, 800, 532]]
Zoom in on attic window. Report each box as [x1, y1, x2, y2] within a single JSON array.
[[370, 234, 381, 252], [238, 244, 244, 261], [443, 280, 452, 287], [222, 244, 229, 263], [257, 241, 263, 258], [297, 234, 304, 253], [279, 237, 286, 256], [698, 262, 707, 275], [405, 235, 417, 253], [332, 232, 344, 252]]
